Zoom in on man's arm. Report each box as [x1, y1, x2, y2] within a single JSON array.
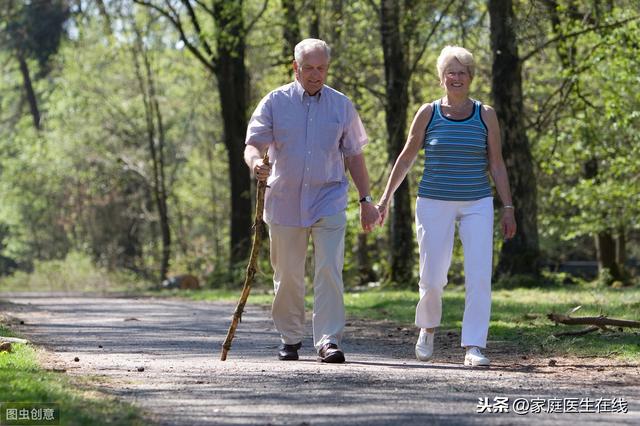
[[345, 153, 379, 232]]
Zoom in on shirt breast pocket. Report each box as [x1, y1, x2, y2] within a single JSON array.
[[319, 122, 343, 152], [319, 122, 344, 183]]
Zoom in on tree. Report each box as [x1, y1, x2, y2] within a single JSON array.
[[1, 0, 69, 130], [533, 2, 640, 283], [377, 0, 454, 285], [132, 0, 265, 266], [489, 0, 541, 277], [130, 21, 172, 280]]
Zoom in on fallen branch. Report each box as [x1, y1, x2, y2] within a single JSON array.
[[547, 313, 640, 328], [552, 325, 600, 338]]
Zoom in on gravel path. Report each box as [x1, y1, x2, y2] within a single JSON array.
[[1, 293, 638, 425]]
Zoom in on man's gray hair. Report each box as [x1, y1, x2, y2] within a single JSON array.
[[294, 38, 331, 65]]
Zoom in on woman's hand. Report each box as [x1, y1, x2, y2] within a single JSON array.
[[501, 208, 516, 240], [375, 201, 389, 226]]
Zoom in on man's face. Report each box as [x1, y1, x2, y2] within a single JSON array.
[[293, 49, 329, 96]]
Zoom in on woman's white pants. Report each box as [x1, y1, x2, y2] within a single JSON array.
[[415, 196, 494, 348]]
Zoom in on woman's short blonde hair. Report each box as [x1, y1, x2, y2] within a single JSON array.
[[436, 45, 475, 81]]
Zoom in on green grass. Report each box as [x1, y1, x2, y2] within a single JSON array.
[[343, 283, 640, 360], [181, 283, 640, 360], [0, 326, 146, 426]]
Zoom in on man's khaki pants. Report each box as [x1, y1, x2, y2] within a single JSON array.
[[269, 211, 346, 350]]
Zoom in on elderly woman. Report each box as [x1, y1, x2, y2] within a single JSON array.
[[376, 46, 516, 366]]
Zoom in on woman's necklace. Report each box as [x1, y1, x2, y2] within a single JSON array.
[[442, 98, 471, 113], [442, 98, 471, 116]]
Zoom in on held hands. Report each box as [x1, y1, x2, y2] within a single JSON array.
[[360, 202, 380, 233], [375, 202, 389, 226]]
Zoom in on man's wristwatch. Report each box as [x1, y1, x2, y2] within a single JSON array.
[[359, 195, 373, 204]]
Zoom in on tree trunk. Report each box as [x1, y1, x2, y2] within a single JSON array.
[[282, 0, 301, 60], [206, 142, 222, 268], [133, 0, 253, 267], [489, 0, 540, 278], [309, 1, 320, 38], [595, 231, 622, 283], [17, 54, 41, 131], [214, 0, 252, 266], [149, 74, 171, 281], [380, 0, 415, 286], [357, 233, 375, 286], [131, 24, 171, 281], [615, 227, 625, 267], [328, 0, 344, 92]]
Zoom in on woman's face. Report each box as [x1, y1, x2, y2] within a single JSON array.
[[441, 59, 472, 96]]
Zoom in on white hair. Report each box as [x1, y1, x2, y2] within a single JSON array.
[[436, 45, 475, 81], [294, 38, 331, 65]]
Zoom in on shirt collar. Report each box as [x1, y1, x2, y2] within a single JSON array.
[[294, 79, 323, 102]]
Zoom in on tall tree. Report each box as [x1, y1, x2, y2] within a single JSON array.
[[379, 0, 412, 285], [377, 0, 453, 285], [2, 0, 69, 130], [133, 0, 264, 266], [535, 1, 640, 283], [489, 0, 540, 277], [131, 23, 172, 280], [281, 0, 301, 60]]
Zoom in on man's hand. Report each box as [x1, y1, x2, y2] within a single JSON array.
[[252, 157, 271, 182], [360, 202, 380, 232]]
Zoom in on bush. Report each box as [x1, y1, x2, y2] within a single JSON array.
[[0, 251, 150, 293], [493, 273, 543, 289]]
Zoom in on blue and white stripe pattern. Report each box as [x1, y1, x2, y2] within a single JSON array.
[[417, 99, 492, 201]]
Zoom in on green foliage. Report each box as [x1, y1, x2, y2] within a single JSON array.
[[181, 282, 640, 359], [0, 252, 150, 293], [0, 0, 638, 287], [1, 0, 68, 74]]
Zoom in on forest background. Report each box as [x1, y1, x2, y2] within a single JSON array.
[[0, 0, 638, 291]]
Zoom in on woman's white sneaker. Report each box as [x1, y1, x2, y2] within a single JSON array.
[[464, 347, 490, 366], [415, 329, 435, 361]]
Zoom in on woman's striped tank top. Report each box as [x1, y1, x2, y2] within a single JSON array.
[[417, 99, 492, 201]]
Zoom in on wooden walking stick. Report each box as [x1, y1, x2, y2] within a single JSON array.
[[220, 153, 270, 361]]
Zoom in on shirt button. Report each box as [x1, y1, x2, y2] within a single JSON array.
[[308, 151, 311, 154], [306, 168, 309, 171]]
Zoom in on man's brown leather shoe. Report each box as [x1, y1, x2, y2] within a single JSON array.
[[317, 343, 345, 363], [278, 342, 302, 361]]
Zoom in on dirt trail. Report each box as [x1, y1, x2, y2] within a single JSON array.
[[1, 293, 638, 425]]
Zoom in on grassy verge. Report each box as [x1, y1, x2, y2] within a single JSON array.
[[178, 283, 640, 360], [0, 326, 146, 426], [343, 283, 640, 360]]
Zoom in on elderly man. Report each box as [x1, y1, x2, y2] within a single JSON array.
[[244, 39, 379, 363]]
